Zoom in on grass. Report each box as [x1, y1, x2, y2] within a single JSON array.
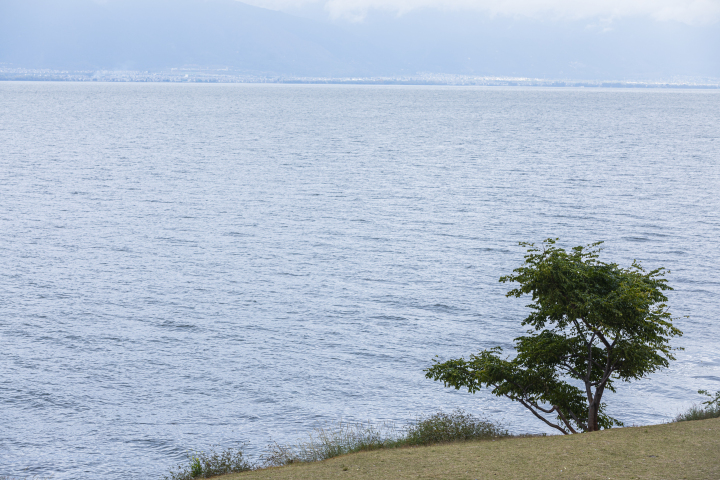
[[260, 421, 400, 466], [164, 447, 253, 480], [674, 390, 720, 422], [674, 404, 720, 422], [217, 417, 720, 480], [260, 410, 508, 467], [166, 398, 720, 480], [166, 410, 507, 479]]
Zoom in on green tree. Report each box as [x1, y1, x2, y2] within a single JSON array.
[[425, 239, 682, 434]]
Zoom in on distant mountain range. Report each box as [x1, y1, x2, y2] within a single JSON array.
[[0, 0, 384, 75], [1, 0, 718, 80]]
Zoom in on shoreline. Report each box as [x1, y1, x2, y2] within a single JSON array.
[[218, 418, 720, 480], [1, 69, 718, 89]]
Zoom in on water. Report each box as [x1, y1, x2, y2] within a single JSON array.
[[1, 82, 719, 479]]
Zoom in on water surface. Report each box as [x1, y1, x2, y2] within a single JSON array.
[[1, 83, 719, 479]]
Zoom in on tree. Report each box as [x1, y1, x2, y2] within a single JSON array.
[[425, 239, 682, 434]]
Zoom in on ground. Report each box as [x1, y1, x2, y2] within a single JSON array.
[[219, 418, 720, 480]]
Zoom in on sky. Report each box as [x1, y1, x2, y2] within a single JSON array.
[[2, 0, 719, 79], [241, 0, 720, 24], [242, 0, 720, 80]]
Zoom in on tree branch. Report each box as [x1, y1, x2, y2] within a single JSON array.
[[597, 357, 620, 388], [594, 329, 612, 350], [529, 401, 556, 414], [554, 406, 579, 434], [561, 362, 583, 378], [566, 409, 588, 432], [514, 396, 570, 435], [580, 317, 612, 350], [573, 318, 590, 348]]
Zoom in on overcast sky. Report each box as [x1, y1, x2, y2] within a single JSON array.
[[239, 0, 720, 23], [3, 0, 718, 78]]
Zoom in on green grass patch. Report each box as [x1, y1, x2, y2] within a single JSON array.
[[164, 446, 253, 480], [674, 390, 720, 422], [674, 404, 720, 422]]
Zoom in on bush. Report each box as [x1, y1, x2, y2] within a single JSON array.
[[164, 446, 253, 480], [674, 390, 720, 423], [261, 410, 508, 467], [405, 410, 509, 445], [674, 404, 720, 422]]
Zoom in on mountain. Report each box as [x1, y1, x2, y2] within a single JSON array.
[[1, 0, 718, 79], [0, 0, 384, 75]]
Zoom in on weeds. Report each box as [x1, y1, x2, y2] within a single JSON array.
[[261, 420, 400, 466], [166, 410, 508, 477], [674, 390, 720, 422], [674, 404, 720, 422], [164, 446, 253, 480], [404, 410, 508, 445], [261, 409, 509, 467]]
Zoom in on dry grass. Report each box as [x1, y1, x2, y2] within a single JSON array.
[[218, 417, 720, 480], [260, 410, 507, 467]]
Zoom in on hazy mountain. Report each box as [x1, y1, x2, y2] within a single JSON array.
[[0, 0, 384, 75], [1, 0, 718, 79]]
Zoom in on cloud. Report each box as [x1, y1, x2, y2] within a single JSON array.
[[239, 0, 720, 24]]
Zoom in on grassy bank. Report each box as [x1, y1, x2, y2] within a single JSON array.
[[217, 417, 720, 480], [166, 411, 509, 479]]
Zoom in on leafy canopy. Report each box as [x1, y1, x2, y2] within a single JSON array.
[[425, 239, 682, 434]]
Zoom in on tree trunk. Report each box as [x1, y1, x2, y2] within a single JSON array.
[[588, 385, 605, 432], [587, 401, 600, 431]]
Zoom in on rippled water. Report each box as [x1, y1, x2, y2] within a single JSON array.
[[1, 82, 719, 479]]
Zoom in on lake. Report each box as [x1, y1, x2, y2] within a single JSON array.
[[1, 82, 719, 479]]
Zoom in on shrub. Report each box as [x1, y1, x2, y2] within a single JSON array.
[[674, 390, 720, 422], [164, 446, 253, 480], [404, 410, 508, 445], [261, 410, 508, 467]]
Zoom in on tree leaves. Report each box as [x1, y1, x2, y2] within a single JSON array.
[[426, 239, 682, 434]]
